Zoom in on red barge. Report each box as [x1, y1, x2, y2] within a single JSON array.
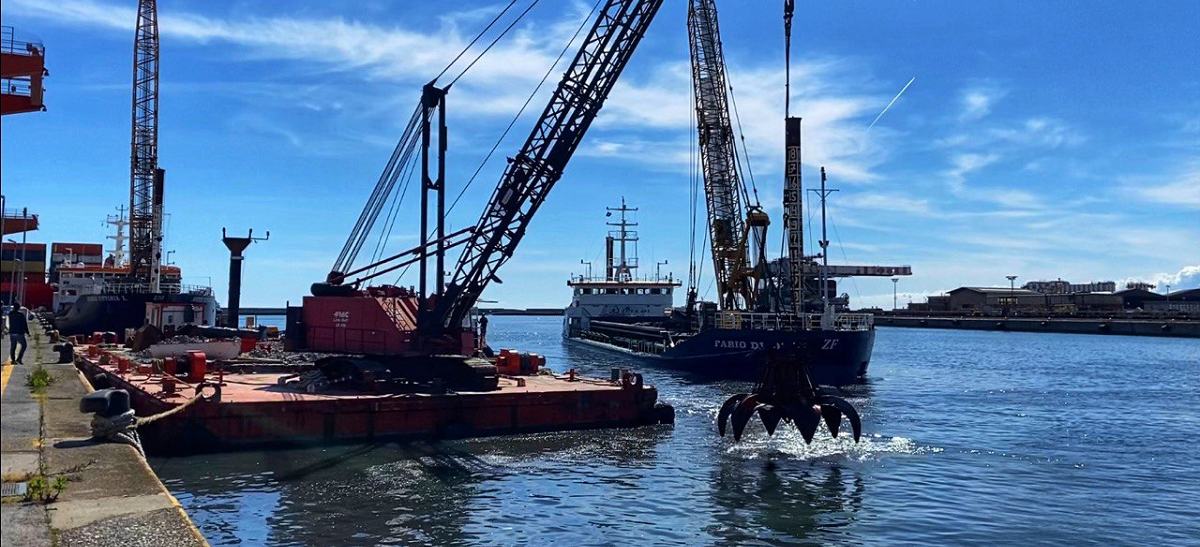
[[74, 345, 671, 455]]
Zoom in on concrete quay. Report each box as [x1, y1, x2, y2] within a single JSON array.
[[876, 315, 1200, 338], [2, 320, 208, 547]]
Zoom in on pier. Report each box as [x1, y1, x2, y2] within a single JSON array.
[[875, 315, 1199, 338], [1, 322, 207, 546]]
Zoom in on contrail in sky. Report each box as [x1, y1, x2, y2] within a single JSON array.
[[867, 76, 916, 131]]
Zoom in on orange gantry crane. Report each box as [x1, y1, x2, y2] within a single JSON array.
[[1, 26, 47, 116]]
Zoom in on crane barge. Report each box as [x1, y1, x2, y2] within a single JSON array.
[[70, 0, 678, 455], [294, 0, 666, 393]]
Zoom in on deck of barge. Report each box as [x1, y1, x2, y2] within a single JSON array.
[[74, 346, 670, 455]]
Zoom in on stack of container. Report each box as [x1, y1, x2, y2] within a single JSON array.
[[1, 241, 50, 308], [49, 242, 104, 282]]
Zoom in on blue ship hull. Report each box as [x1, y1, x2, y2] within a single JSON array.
[[567, 326, 874, 386]]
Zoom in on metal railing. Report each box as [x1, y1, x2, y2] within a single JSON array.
[[715, 310, 874, 332], [2, 26, 45, 56], [1, 78, 33, 98]]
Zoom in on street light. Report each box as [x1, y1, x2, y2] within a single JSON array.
[[891, 277, 899, 311], [656, 260, 669, 280], [1165, 283, 1171, 303], [1006, 275, 1018, 316], [6, 239, 20, 307], [580, 259, 592, 280]]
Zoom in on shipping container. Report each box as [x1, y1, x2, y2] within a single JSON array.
[[51, 242, 103, 257], [1, 259, 47, 274]]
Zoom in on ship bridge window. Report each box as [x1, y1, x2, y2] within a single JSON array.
[[605, 288, 618, 295], [649, 288, 660, 295]]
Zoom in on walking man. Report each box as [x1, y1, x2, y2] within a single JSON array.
[[6, 302, 29, 365]]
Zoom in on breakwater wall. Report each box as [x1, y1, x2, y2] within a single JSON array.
[[876, 316, 1199, 338]]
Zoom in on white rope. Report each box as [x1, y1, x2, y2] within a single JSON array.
[[89, 410, 144, 457], [86, 388, 209, 458]]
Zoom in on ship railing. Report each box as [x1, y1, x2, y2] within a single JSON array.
[[717, 311, 874, 332], [101, 282, 187, 295], [825, 312, 874, 331]]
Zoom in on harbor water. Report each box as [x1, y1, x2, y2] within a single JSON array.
[[151, 316, 1199, 546]]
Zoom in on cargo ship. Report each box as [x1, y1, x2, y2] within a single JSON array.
[[561, 2, 910, 386], [562, 199, 904, 386], [51, 209, 218, 337]]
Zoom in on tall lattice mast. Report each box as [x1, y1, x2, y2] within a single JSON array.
[[129, 0, 162, 292]]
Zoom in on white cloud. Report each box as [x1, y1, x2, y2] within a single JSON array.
[[958, 85, 1006, 122], [944, 152, 999, 192], [598, 58, 890, 183], [988, 117, 1085, 149], [1124, 163, 1200, 210], [1125, 265, 1200, 291], [6, 0, 589, 112]]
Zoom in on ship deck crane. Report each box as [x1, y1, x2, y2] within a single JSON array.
[[297, 0, 665, 391], [127, 0, 165, 293], [690, 0, 911, 317], [687, 0, 771, 312]]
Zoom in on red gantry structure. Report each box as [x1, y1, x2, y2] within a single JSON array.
[[1, 26, 47, 115]]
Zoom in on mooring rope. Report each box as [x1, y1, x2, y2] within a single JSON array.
[[88, 384, 216, 457]]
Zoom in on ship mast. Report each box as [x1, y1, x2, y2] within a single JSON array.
[[606, 198, 639, 282], [128, 0, 163, 292], [106, 205, 129, 268], [812, 167, 838, 326]]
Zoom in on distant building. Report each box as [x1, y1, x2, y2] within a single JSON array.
[[1144, 288, 1200, 314], [1023, 279, 1116, 294], [1125, 281, 1157, 291], [926, 295, 951, 312], [1113, 288, 1164, 310], [946, 286, 1126, 313], [947, 287, 1041, 311]]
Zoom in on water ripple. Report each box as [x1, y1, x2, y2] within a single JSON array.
[[151, 320, 1200, 546]]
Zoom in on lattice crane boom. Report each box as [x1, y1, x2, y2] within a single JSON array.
[[128, 0, 163, 292], [688, 0, 767, 311], [430, 0, 665, 333]]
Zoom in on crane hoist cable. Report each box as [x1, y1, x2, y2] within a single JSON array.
[[719, 47, 760, 208], [336, 0, 539, 277], [434, 0, 521, 83], [446, 0, 603, 218], [367, 150, 420, 271], [448, 0, 543, 87], [331, 105, 425, 276]]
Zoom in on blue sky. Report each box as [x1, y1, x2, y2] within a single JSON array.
[[2, 0, 1198, 309]]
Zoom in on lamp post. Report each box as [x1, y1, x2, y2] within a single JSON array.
[[6, 239, 21, 307], [656, 260, 669, 280], [1006, 275, 1018, 316], [580, 259, 592, 280], [891, 277, 899, 311], [1165, 283, 1171, 303]]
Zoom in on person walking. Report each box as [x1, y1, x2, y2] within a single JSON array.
[[6, 302, 29, 365]]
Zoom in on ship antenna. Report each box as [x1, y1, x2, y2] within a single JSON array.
[[784, 0, 794, 118], [809, 167, 838, 326]]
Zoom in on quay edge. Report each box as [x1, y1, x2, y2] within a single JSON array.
[[1, 321, 208, 547], [875, 316, 1200, 338]]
